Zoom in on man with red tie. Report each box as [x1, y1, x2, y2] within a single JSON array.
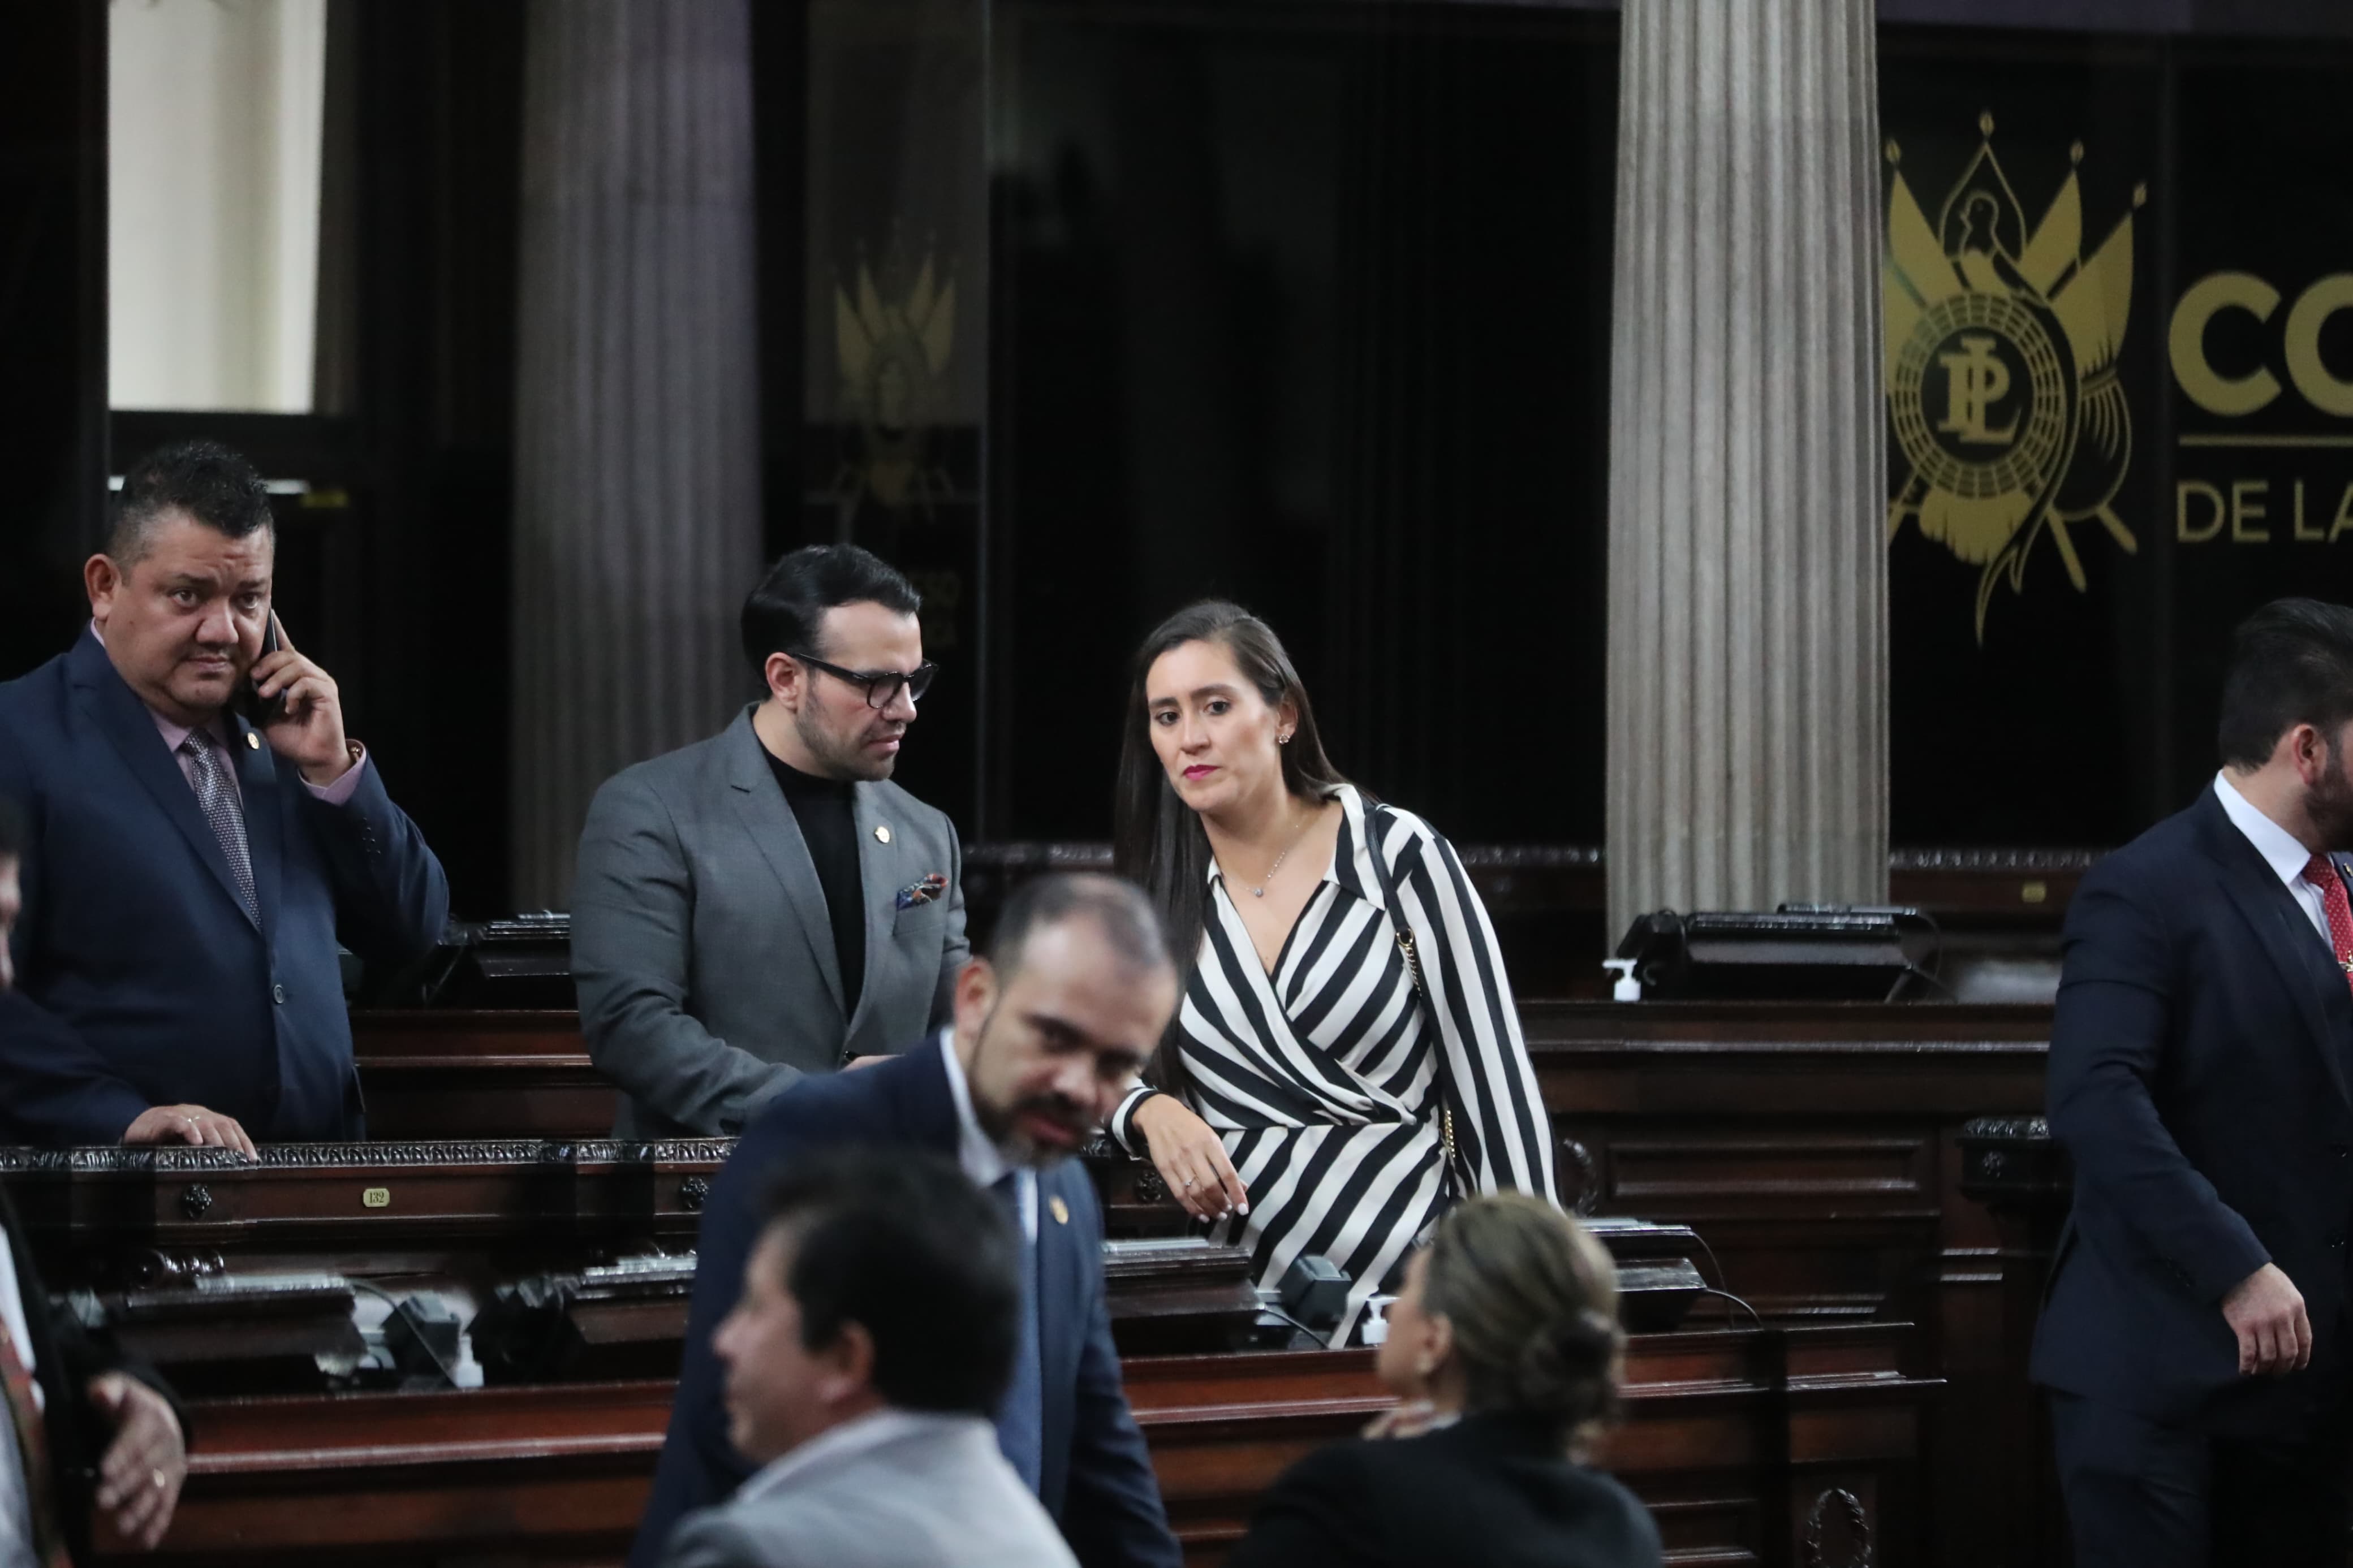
[[0, 795, 188, 1560], [2037, 598, 2353, 1565]]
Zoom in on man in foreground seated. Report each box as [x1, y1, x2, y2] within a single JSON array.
[[663, 1148, 1075, 1568], [0, 440, 448, 1147], [0, 796, 191, 1558], [634, 872, 1183, 1568]]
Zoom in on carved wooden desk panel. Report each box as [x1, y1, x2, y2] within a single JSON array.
[[351, 1011, 618, 1139], [93, 1323, 1933, 1568], [115, 1379, 674, 1562], [1523, 1003, 2050, 1568], [962, 844, 2087, 999], [348, 1002, 2055, 1151], [336, 1002, 2044, 1568], [2, 1141, 722, 1287]]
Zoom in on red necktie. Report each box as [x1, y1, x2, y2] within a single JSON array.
[[0, 1317, 71, 1568], [2304, 854, 2353, 997]]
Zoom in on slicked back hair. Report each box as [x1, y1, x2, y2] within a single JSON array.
[[109, 442, 275, 566], [2217, 598, 2353, 770], [987, 871, 1175, 984], [740, 545, 921, 680]]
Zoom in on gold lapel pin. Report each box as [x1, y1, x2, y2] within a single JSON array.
[[874, 824, 892, 844], [245, 731, 261, 750], [1049, 1196, 1070, 1226]]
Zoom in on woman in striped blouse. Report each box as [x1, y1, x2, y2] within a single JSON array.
[[1107, 601, 1557, 1345]]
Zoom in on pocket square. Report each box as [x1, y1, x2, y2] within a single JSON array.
[[895, 873, 950, 911]]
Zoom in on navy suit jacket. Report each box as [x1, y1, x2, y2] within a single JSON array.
[[631, 1039, 1180, 1568], [0, 634, 449, 1143], [2032, 786, 2353, 1436]]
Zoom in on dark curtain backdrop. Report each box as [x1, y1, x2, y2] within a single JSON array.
[[11, 5, 2353, 923], [0, 2, 107, 687], [991, 5, 1618, 847], [116, 2, 528, 918]]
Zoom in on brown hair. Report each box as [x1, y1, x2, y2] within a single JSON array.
[[1420, 1194, 1624, 1454]]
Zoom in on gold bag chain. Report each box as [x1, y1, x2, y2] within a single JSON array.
[[1388, 889, 1466, 1187]]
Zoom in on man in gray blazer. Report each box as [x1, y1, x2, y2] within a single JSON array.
[[659, 1148, 1075, 1568], [573, 546, 968, 1138]]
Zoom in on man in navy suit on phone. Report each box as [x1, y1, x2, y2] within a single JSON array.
[[0, 441, 448, 1149], [2036, 598, 2353, 1564], [634, 873, 1182, 1568]]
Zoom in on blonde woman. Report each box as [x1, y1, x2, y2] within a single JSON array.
[[1227, 1195, 1660, 1568]]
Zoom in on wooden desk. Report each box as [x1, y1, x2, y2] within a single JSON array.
[[1524, 1001, 2049, 1321], [352, 1010, 615, 1139], [346, 1001, 2048, 1568], [1526, 1002, 2050, 1568], [4, 1138, 719, 1282], [1954, 1117, 2068, 1568], [962, 844, 2092, 997], [98, 1322, 1934, 1568]]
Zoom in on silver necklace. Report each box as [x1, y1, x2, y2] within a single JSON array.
[[1246, 815, 1314, 899]]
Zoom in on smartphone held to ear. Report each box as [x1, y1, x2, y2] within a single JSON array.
[[235, 616, 287, 729]]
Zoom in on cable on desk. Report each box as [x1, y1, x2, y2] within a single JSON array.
[[1697, 1288, 1764, 1330]]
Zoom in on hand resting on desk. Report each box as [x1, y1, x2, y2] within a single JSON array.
[[123, 1103, 256, 1160]]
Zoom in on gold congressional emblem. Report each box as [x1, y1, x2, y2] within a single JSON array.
[[1049, 1196, 1070, 1226], [1885, 115, 2144, 640], [834, 253, 956, 515]]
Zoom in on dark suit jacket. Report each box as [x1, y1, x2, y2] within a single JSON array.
[[2032, 787, 2353, 1436], [0, 1180, 184, 1566], [630, 1039, 1180, 1568], [0, 633, 449, 1143], [1223, 1411, 1662, 1568]]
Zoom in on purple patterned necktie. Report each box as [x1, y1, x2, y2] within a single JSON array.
[[180, 736, 257, 924]]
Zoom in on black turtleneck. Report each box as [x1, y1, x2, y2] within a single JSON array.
[[762, 748, 864, 1018]]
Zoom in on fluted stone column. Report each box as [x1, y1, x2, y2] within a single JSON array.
[[510, 0, 761, 908], [1605, 0, 1889, 943]]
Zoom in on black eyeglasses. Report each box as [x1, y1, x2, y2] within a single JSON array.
[[793, 653, 939, 710]]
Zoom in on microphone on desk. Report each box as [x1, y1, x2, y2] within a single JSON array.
[[1278, 1255, 1350, 1332], [1244, 1255, 1353, 1350]]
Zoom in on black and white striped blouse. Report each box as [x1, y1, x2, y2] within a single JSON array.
[[1109, 785, 1557, 1344]]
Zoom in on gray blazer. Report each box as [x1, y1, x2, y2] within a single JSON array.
[[572, 707, 969, 1139], [660, 1413, 1078, 1568]]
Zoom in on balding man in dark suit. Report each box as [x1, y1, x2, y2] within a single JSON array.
[[635, 874, 1181, 1568]]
